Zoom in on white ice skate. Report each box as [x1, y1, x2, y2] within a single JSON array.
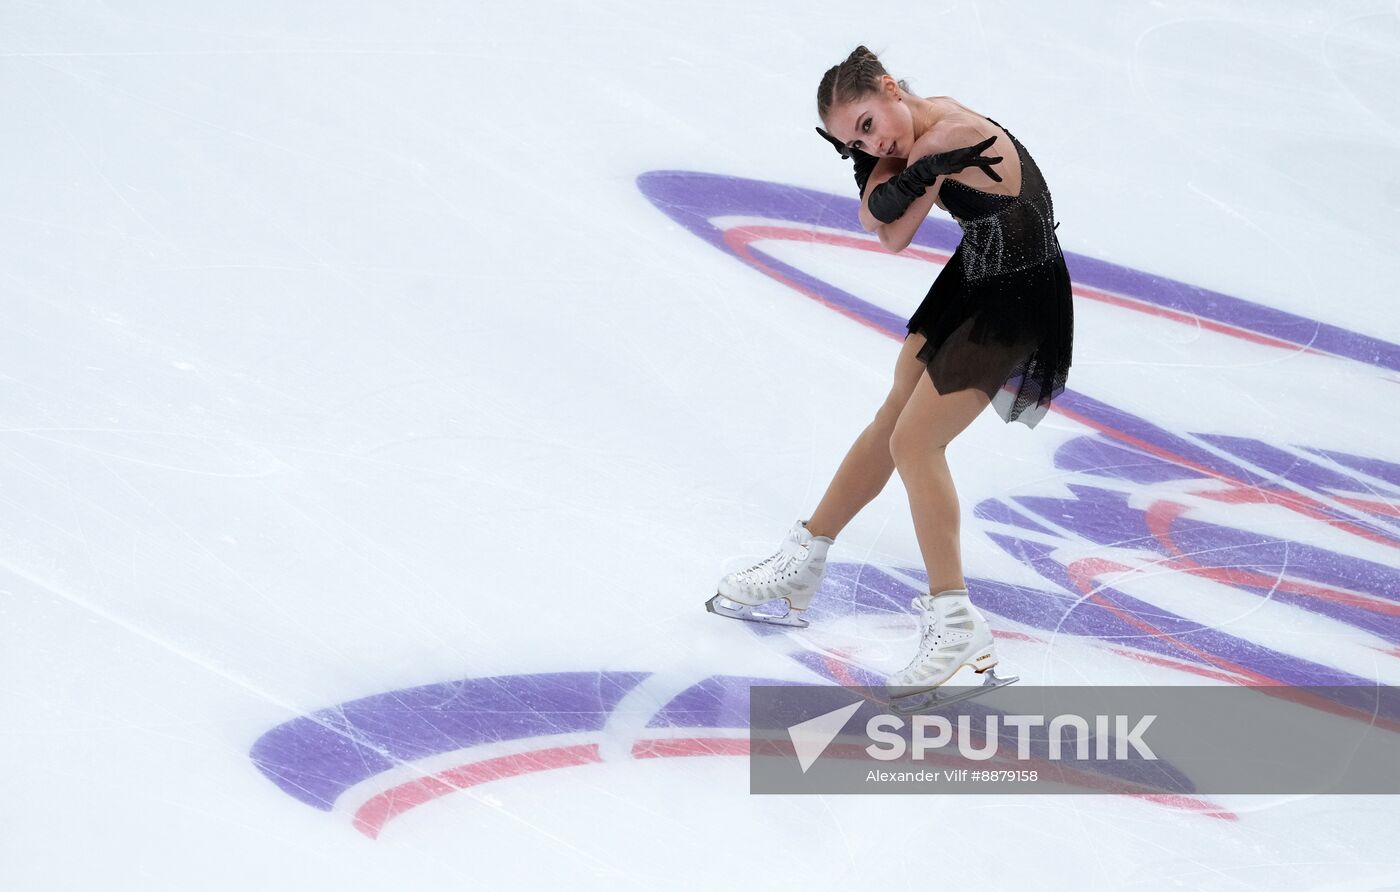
[[705, 519, 833, 628], [886, 589, 1017, 714]]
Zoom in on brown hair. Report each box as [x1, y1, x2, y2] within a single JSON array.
[[817, 46, 910, 124]]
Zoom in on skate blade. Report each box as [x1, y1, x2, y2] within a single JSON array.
[[886, 668, 1019, 715], [704, 593, 809, 628]]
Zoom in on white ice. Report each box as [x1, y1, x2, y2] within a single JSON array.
[[3, 1, 1400, 889]]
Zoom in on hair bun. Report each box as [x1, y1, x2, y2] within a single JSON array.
[[818, 45, 894, 123]]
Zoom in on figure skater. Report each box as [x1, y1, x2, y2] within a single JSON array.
[[706, 45, 1073, 707]]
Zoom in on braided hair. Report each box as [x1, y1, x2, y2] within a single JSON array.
[[816, 45, 910, 124]]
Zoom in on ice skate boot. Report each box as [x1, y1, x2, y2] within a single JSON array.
[[886, 589, 1017, 713], [705, 519, 833, 628]]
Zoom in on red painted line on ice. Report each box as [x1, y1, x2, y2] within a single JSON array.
[[352, 744, 603, 839], [1069, 282, 1329, 357], [724, 224, 1325, 358], [720, 225, 939, 339], [354, 730, 1239, 838], [1332, 494, 1400, 517], [1052, 400, 1399, 550], [1103, 646, 1248, 684], [820, 652, 866, 687], [1146, 500, 1400, 617], [1191, 483, 1400, 549], [995, 628, 1044, 643], [1066, 556, 1285, 687], [1062, 511, 1400, 733]]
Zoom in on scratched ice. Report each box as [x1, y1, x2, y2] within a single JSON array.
[[3, 1, 1400, 889]]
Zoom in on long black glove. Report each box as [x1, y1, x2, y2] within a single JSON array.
[[815, 126, 879, 197], [866, 135, 1004, 224]]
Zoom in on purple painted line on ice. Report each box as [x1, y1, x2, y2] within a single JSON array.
[[250, 671, 650, 809], [636, 171, 1400, 372], [1309, 448, 1400, 489]]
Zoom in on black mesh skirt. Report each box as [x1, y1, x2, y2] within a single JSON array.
[[904, 237, 1074, 428]]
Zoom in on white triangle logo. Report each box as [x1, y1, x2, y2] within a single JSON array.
[[788, 700, 863, 773]]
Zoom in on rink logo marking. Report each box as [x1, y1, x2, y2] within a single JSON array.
[[637, 170, 1400, 372], [250, 661, 1241, 838], [249, 171, 1400, 837], [721, 222, 1332, 361]]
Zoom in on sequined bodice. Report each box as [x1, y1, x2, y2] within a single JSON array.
[[937, 176, 1017, 221], [941, 120, 1062, 281]]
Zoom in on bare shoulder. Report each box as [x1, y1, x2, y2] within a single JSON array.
[[911, 104, 1020, 196], [920, 113, 996, 153]]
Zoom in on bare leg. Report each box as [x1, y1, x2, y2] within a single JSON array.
[[888, 374, 991, 593], [805, 334, 929, 540], [804, 422, 895, 540]]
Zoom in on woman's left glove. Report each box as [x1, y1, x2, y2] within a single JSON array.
[[866, 135, 1003, 224], [815, 126, 879, 197]]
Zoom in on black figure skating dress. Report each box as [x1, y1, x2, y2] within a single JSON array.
[[903, 117, 1073, 427]]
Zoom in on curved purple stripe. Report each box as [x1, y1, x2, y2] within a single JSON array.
[[637, 170, 1400, 372], [251, 671, 649, 809]]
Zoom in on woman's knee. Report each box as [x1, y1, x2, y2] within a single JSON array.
[[888, 387, 953, 462], [888, 385, 990, 464], [888, 419, 947, 466]]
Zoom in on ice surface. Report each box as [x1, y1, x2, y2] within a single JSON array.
[[2, 1, 1399, 889]]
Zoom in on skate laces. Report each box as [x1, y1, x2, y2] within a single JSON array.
[[734, 526, 810, 583]]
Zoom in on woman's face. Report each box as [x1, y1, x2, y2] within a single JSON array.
[[825, 76, 912, 159]]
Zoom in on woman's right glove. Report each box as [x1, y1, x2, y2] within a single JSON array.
[[815, 126, 879, 197], [866, 135, 1004, 224]]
